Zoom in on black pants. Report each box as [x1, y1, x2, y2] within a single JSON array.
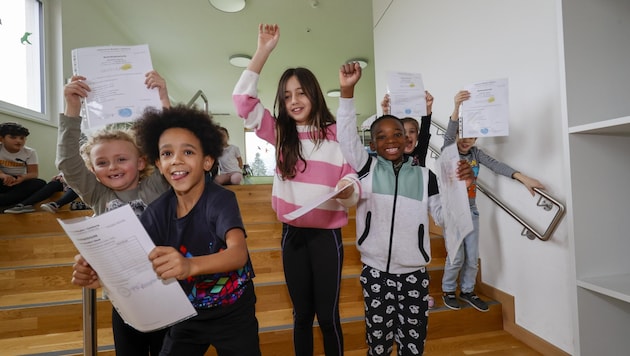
[[360, 265, 429, 356], [112, 307, 168, 356], [159, 282, 260, 356], [281, 224, 344, 356], [0, 178, 46, 206], [19, 179, 79, 207]]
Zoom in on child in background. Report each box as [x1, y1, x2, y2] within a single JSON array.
[[134, 105, 260, 356], [214, 126, 244, 185], [441, 90, 545, 312], [4, 173, 83, 213], [381, 91, 433, 166], [61, 70, 172, 355], [0, 122, 46, 209], [232, 24, 359, 356], [336, 63, 473, 355]]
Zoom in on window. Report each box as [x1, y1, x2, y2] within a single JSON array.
[[245, 131, 276, 176], [0, 0, 44, 117]]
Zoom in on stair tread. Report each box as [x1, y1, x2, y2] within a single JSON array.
[[0, 184, 515, 356]]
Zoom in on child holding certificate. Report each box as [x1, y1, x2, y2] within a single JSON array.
[[441, 90, 545, 312], [62, 71, 173, 355], [232, 23, 359, 356], [134, 105, 261, 356]]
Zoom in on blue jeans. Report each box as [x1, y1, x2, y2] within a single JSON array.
[[442, 206, 480, 294]]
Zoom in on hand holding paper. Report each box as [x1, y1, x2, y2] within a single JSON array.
[[57, 205, 197, 332], [283, 182, 353, 221]]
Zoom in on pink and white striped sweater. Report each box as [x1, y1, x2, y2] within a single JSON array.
[[232, 70, 359, 228]]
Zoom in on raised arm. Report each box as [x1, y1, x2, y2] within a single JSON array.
[[450, 90, 470, 122], [247, 23, 280, 74], [63, 76, 90, 118], [381, 93, 390, 115], [145, 70, 170, 108], [337, 62, 370, 172]]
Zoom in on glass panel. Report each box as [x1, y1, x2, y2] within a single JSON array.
[[245, 131, 275, 176], [0, 0, 43, 113]]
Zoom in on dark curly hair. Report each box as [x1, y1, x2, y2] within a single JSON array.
[[0, 122, 30, 137], [132, 105, 224, 167]]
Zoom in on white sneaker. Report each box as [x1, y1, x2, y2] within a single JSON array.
[[4, 204, 35, 214], [40, 202, 59, 213]]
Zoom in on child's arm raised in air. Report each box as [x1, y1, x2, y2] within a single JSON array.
[[450, 90, 471, 122], [145, 70, 170, 109], [247, 23, 280, 74], [513, 172, 545, 196], [336, 62, 369, 172], [381, 93, 390, 115], [64, 76, 90, 117]]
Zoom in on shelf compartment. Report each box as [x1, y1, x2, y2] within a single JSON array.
[[577, 274, 630, 303], [569, 116, 630, 135]]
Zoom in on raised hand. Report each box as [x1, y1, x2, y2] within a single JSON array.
[[339, 62, 362, 98], [64, 76, 90, 117]]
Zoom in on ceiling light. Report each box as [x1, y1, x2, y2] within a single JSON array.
[[347, 58, 368, 69], [209, 0, 246, 13], [327, 90, 341, 98], [229, 54, 251, 67]]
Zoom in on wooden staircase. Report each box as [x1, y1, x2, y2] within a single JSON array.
[[0, 184, 540, 355]]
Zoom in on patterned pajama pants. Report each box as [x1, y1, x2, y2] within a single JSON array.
[[360, 265, 430, 356]]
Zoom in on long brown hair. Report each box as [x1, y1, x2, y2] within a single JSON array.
[[273, 67, 335, 179]]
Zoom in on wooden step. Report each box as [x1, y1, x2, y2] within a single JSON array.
[[0, 183, 517, 356], [0, 210, 93, 238]]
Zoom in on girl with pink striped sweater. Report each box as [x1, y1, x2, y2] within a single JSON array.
[[232, 24, 360, 356]]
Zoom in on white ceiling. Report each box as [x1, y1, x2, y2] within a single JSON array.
[[90, 0, 377, 120]]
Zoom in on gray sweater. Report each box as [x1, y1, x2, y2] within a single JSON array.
[[56, 114, 169, 216]]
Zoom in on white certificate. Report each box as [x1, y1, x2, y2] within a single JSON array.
[[460, 78, 509, 138], [386, 71, 427, 118], [71, 44, 162, 129], [283, 183, 353, 221], [57, 205, 197, 332], [438, 144, 474, 264]]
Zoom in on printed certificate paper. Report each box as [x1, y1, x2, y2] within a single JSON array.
[[438, 144, 474, 264], [460, 78, 509, 138], [57, 205, 197, 332], [386, 71, 427, 119], [71, 44, 162, 129]]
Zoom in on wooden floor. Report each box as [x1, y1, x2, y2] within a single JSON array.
[[0, 185, 544, 356]]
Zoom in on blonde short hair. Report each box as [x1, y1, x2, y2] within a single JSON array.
[[80, 128, 153, 179]]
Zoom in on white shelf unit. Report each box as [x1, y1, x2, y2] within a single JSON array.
[[568, 118, 630, 356], [562, 1, 630, 355]]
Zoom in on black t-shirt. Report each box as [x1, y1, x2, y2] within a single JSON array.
[[140, 181, 254, 309]]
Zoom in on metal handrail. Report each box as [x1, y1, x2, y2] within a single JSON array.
[[428, 121, 566, 241], [187, 90, 209, 112]]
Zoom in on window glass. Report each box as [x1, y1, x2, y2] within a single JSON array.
[[245, 131, 276, 176], [0, 0, 44, 114]]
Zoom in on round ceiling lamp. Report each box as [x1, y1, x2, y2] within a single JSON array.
[[347, 58, 368, 69], [326, 90, 341, 98], [209, 0, 246, 13], [229, 54, 252, 67]]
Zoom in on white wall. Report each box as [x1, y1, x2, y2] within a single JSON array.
[[371, 0, 573, 353]]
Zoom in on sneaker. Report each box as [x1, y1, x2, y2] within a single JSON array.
[[4, 204, 35, 214], [442, 292, 461, 310], [40, 202, 59, 213], [70, 201, 90, 210], [459, 292, 489, 312]]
